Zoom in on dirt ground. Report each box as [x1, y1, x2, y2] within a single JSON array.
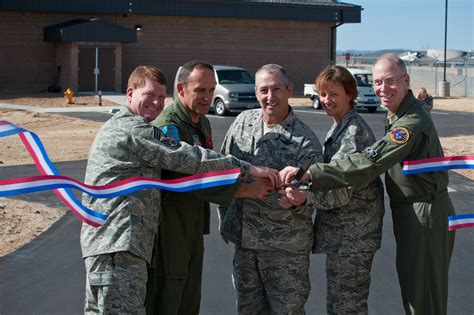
[[0, 94, 473, 256]]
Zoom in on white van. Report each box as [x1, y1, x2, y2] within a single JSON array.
[[303, 68, 381, 113]]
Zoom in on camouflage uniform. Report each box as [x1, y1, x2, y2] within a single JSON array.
[[311, 108, 385, 315], [218, 107, 322, 314], [81, 107, 249, 314], [307, 91, 455, 315]]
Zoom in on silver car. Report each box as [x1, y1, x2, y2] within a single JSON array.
[[211, 65, 260, 116], [174, 65, 260, 116]]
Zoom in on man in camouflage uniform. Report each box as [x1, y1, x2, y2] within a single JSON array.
[[280, 65, 385, 314], [218, 64, 326, 314], [280, 54, 456, 315], [81, 66, 278, 314]]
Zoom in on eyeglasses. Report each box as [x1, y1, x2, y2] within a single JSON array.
[[373, 75, 406, 87]]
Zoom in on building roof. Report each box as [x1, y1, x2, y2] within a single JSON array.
[[1, 0, 361, 23], [44, 18, 136, 43]]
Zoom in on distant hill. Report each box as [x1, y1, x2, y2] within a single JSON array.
[[337, 49, 408, 57]]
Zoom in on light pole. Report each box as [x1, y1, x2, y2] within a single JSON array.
[[432, 53, 440, 95], [438, 0, 450, 96]]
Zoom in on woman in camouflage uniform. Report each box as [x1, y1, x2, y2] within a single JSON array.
[[304, 65, 385, 314]]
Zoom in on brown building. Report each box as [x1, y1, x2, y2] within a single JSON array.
[[0, 0, 361, 94]]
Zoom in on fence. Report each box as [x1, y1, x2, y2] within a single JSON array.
[[336, 55, 473, 97]]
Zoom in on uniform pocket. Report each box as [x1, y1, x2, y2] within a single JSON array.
[[88, 271, 115, 286]]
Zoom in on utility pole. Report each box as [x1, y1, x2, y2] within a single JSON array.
[[439, 0, 450, 96]]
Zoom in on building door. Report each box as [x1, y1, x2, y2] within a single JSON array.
[[78, 46, 115, 92]]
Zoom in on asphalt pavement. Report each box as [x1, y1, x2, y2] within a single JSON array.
[[0, 102, 473, 314]]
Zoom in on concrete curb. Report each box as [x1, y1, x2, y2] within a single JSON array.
[[0, 102, 122, 113]]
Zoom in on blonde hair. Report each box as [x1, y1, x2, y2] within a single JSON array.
[[418, 87, 428, 98]]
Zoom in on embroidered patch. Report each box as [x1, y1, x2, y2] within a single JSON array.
[[154, 127, 180, 148], [389, 127, 410, 144], [364, 147, 378, 158], [160, 125, 180, 141]]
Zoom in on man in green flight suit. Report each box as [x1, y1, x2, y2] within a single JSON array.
[[148, 61, 273, 314], [280, 54, 456, 315]]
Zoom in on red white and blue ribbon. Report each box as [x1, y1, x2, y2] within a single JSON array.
[[0, 120, 240, 227], [448, 213, 474, 231], [0, 170, 241, 198], [402, 155, 474, 231], [402, 156, 474, 175]]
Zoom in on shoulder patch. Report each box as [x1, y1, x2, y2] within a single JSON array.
[[160, 124, 180, 141], [152, 126, 163, 140], [152, 126, 181, 149], [389, 127, 410, 144]]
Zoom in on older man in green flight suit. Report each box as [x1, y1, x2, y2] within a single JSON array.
[[280, 54, 455, 315]]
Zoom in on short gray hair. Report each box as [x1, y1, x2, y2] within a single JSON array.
[[255, 64, 290, 87], [374, 53, 407, 74]]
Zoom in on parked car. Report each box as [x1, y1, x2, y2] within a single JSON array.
[[303, 83, 320, 109], [303, 68, 382, 113], [174, 65, 260, 116]]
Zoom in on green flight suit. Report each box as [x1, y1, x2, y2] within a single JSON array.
[[147, 99, 222, 314], [307, 90, 455, 315]]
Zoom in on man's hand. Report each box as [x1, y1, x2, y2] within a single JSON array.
[[279, 166, 299, 185], [235, 180, 274, 200], [278, 186, 307, 209], [249, 165, 280, 188]]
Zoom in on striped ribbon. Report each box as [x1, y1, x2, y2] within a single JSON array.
[[449, 213, 474, 231], [402, 155, 474, 231], [402, 156, 474, 175], [0, 171, 241, 197], [0, 120, 240, 227]]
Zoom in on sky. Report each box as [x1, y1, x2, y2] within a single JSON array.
[[337, 0, 473, 52]]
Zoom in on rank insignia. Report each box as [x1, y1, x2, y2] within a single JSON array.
[[389, 127, 410, 144]]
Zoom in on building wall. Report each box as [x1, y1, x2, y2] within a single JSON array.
[[0, 11, 333, 94], [0, 12, 59, 93], [121, 15, 332, 94]]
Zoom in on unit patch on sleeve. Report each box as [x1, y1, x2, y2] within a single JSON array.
[[389, 127, 410, 144]]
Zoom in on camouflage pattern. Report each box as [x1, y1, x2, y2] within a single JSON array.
[[233, 246, 310, 315], [218, 107, 322, 253], [218, 107, 321, 313], [304, 109, 385, 314], [81, 107, 248, 264], [308, 91, 455, 315], [80, 107, 249, 312], [84, 252, 147, 314], [326, 252, 374, 315], [313, 108, 385, 254], [311, 108, 384, 314]]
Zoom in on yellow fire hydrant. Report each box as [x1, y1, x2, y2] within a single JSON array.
[[64, 88, 74, 104]]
